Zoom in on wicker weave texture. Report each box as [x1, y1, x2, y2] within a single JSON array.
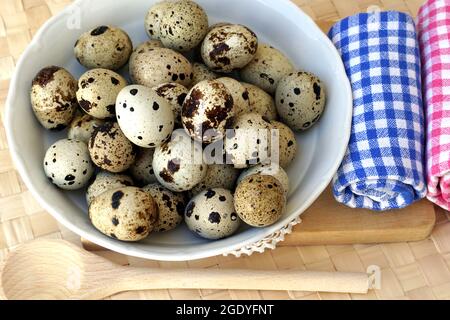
[[0, 0, 450, 300]]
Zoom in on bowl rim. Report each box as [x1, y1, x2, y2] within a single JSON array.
[[4, 0, 353, 261]]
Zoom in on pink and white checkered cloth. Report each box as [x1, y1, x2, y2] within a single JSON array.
[[418, 0, 450, 210]]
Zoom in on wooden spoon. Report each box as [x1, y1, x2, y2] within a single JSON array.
[[1, 239, 373, 299]]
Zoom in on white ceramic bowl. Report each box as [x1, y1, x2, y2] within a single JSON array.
[[5, 0, 352, 261]]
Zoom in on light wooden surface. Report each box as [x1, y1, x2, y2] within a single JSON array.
[[1, 0, 450, 300], [1, 239, 372, 299]]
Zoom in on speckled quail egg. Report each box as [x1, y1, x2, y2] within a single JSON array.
[[30, 66, 78, 130], [160, 0, 208, 52], [89, 122, 137, 173], [241, 44, 295, 94], [129, 47, 193, 88], [89, 187, 158, 241], [242, 83, 277, 121], [182, 80, 234, 143], [43, 139, 94, 190], [270, 120, 297, 168], [116, 85, 174, 148], [191, 63, 219, 87], [237, 164, 289, 197], [74, 25, 132, 70], [234, 174, 285, 227], [129, 40, 163, 66], [86, 171, 134, 205], [224, 113, 272, 169], [145, 1, 172, 40], [76, 69, 127, 120], [142, 183, 186, 232], [276, 71, 326, 131], [191, 164, 240, 195], [201, 24, 258, 72], [216, 78, 250, 117], [68, 114, 105, 143], [129, 148, 157, 186], [153, 130, 207, 192], [185, 188, 240, 240], [153, 82, 188, 126]]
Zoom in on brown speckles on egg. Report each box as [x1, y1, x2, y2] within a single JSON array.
[[241, 44, 295, 94], [31, 67, 78, 130], [159, 1, 208, 52], [90, 25, 109, 36], [111, 190, 124, 209], [43, 139, 94, 190], [76, 69, 127, 119], [184, 188, 240, 240], [201, 24, 258, 73], [89, 187, 157, 241], [235, 174, 285, 227], [116, 84, 174, 148], [74, 25, 132, 70], [242, 83, 278, 121], [130, 47, 192, 88], [86, 171, 134, 205], [142, 183, 185, 232], [32, 66, 61, 87], [88, 122, 136, 173], [153, 131, 206, 192], [182, 80, 235, 143], [275, 72, 326, 131]]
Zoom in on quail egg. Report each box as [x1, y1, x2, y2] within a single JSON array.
[[142, 183, 186, 232], [129, 47, 193, 88], [86, 171, 134, 205], [276, 71, 326, 131], [242, 83, 277, 121], [43, 138, 94, 190], [77, 69, 127, 119], [74, 25, 132, 70], [160, 0, 208, 52], [201, 24, 258, 72], [152, 130, 207, 192], [241, 44, 295, 94], [153, 82, 188, 126], [89, 122, 137, 173], [191, 164, 240, 195], [185, 188, 240, 240], [224, 113, 272, 169], [234, 174, 285, 227], [68, 114, 105, 143], [270, 120, 297, 168], [89, 187, 158, 241], [182, 80, 234, 143], [30, 66, 78, 130], [116, 85, 174, 148], [129, 148, 157, 186]]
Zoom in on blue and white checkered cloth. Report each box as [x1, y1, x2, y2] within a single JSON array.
[[329, 11, 427, 211]]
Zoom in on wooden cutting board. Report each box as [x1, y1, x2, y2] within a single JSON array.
[[281, 186, 436, 245], [82, 185, 436, 251]]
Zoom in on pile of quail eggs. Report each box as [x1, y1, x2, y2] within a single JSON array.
[[32, 0, 326, 242]]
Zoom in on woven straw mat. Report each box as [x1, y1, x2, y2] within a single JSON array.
[[0, 0, 450, 300]]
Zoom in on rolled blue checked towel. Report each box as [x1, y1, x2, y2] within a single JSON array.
[[328, 11, 427, 211]]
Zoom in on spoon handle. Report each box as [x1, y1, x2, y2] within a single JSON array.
[[83, 268, 371, 299]]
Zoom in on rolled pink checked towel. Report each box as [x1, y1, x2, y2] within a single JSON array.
[[418, 0, 450, 210]]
